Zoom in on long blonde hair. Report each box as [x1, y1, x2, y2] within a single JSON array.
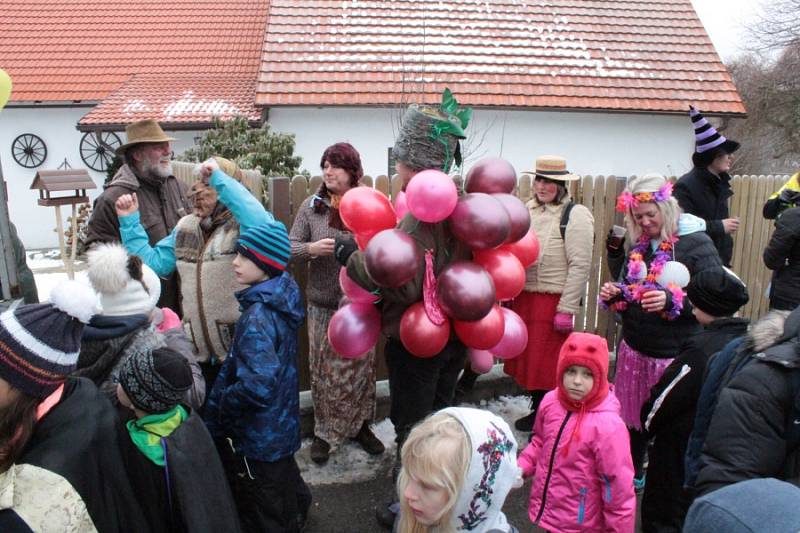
[[623, 173, 682, 243], [397, 413, 471, 533]]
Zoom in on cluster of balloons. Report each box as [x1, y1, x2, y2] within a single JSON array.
[[328, 157, 541, 366]]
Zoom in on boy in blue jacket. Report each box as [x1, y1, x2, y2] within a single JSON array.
[[203, 220, 310, 533]]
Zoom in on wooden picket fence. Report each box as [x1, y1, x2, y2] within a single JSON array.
[[171, 161, 789, 388]]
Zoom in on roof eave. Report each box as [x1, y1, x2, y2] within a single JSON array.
[[76, 118, 263, 133]]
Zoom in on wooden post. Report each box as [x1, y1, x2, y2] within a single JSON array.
[[69, 203, 78, 275], [53, 205, 73, 279]]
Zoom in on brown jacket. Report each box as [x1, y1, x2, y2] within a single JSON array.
[[524, 196, 594, 315], [85, 164, 190, 312], [346, 215, 471, 338]]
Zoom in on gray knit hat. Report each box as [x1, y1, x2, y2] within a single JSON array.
[[392, 88, 471, 173], [119, 347, 192, 414]]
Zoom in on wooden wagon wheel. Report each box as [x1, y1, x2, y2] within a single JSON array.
[[12, 133, 47, 168], [80, 131, 122, 172]]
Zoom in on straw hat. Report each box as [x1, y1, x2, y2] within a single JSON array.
[[527, 155, 579, 181], [116, 119, 176, 155]]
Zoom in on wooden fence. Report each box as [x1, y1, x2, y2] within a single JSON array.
[[171, 162, 789, 388]]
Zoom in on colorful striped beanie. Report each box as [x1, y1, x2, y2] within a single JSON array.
[[0, 281, 97, 398], [689, 105, 740, 155], [236, 221, 291, 276]]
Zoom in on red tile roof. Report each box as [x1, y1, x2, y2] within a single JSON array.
[[1, 0, 269, 120], [77, 75, 261, 130], [256, 0, 745, 115]]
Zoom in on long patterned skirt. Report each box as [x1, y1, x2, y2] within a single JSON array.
[[308, 305, 377, 445], [614, 339, 674, 430], [504, 291, 569, 391]]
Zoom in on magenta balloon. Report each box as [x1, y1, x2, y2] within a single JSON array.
[[365, 229, 421, 288], [328, 302, 381, 359], [490, 308, 528, 359], [469, 349, 494, 374], [405, 169, 458, 223], [339, 267, 378, 304], [448, 193, 511, 249], [465, 158, 517, 194], [437, 260, 496, 321], [492, 193, 531, 243], [394, 191, 409, 221]]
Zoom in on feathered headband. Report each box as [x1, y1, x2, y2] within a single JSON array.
[[616, 181, 673, 212]]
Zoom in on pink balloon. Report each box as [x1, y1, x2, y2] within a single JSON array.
[[492, 193, 531, 243], [365, 229, 421, 288], [405, 170, 458, 223], [489, 308, 528, 359], [448, 193, 511, 249], [339, 267, 378, 304], [465, 158, 517, 194], [328, 302, 381, 359], [469, 349, 494, 374], [394, 191, 409, 221]]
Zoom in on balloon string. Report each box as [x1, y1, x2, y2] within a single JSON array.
[[423, 249, 447, 326]]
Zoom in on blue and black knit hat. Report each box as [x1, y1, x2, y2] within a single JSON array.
[[236, 221, 291, 277], [0, 281, 98, 399], [118, 347, 192, 414]]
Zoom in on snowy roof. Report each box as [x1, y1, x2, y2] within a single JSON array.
[[256, 0, 745, 115], [0, 0, 269, 122]]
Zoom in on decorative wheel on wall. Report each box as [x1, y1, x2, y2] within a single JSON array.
[[80, 131, 122, 172], [12, 133, 47, 168]]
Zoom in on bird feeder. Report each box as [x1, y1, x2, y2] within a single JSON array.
[[29, 169, 96, 278]]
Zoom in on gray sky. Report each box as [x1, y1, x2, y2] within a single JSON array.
[[691, 0, 768, 62]]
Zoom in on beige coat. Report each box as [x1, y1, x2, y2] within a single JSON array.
[[524, 197, 594, 314]]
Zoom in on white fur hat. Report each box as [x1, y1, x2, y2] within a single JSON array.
[[87, 243, 161, 317]]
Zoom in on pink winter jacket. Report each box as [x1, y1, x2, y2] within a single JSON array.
[[518, 389, 635, 532]]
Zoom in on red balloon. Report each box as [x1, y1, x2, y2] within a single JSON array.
[[492, 193, 531, 244], [365, 229, 421, 288], [472, 249, 525, 301], [465, 157, 517, 194], [453, 304, 505, 350], [500, 227, 540, 268], [437, 260, 496, 321], [355, 233, 371, 250], [490, 308, 528, 359], [328, 302, 381, 359], [448, 193, 511, 249], [469, 348, 494, 374], [400, 301, 451, 358], [339, 187, 396, 236]]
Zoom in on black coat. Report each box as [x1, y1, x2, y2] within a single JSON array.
[[674, 168, 734, 266], [764, 206, 800, 311], [608, 230, 723, 359], [696, 310, 800, 496], [639, 318, 749, 532]]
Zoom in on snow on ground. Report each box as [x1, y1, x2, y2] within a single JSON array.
[[29, 249, 89, 301], [297, 394, 531, 487]]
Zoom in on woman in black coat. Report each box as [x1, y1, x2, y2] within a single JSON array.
[[764, 206, 800, 311]]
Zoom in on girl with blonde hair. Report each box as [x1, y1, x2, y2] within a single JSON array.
[[398, 407, 522, 533], [599, 173, 722, 491]]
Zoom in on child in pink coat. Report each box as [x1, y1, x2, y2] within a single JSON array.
[[518, 332, 636, 532]]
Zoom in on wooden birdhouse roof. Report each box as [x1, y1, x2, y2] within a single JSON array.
[[30, 169, 96, 192]]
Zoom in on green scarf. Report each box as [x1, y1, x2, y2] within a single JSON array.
[[126, 405, 188, 466]]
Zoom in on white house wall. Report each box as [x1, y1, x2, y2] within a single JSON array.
[[0, 106, 201, 248], [268, 106, 695, 182]]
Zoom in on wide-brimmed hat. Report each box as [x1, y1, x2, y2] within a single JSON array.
[[527, 155, 579, 181], [116, 119, 176, 155]]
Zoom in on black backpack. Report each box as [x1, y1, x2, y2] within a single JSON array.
[[559, 201, 575, 240]]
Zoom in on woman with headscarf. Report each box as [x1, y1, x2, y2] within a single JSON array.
[[290, 142, 384, 465]]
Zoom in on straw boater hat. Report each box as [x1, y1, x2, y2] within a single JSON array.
[[527, 155, 580, 181], [115, 119, 177, 155]]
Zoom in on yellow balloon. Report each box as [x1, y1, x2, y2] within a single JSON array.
[[0, 69, 12, 111]]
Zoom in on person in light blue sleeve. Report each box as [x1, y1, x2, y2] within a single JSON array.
[[114, 157, 273, 389]]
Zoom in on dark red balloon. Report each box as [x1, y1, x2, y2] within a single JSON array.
[[448, 193, 511, 249], [453, 304, 505, 350], [365, 229, 421, 288], [472, 248, 525, 301], [437, 260, 496, 321], [328, 302, 381, 359], [465, 157, 517, 194], [400, 301, 451, 358], [500, 227, 540, 268], [492, 193, 531, 244], [339, 187, 396, 236]]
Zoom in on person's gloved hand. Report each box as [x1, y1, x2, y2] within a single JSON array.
[[553, 312, 574, 333], [334, 234, 358, 266], [779, 188, 800, 206]]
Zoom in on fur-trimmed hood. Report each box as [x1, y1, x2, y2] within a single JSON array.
[[746, 308, 799, 352]]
